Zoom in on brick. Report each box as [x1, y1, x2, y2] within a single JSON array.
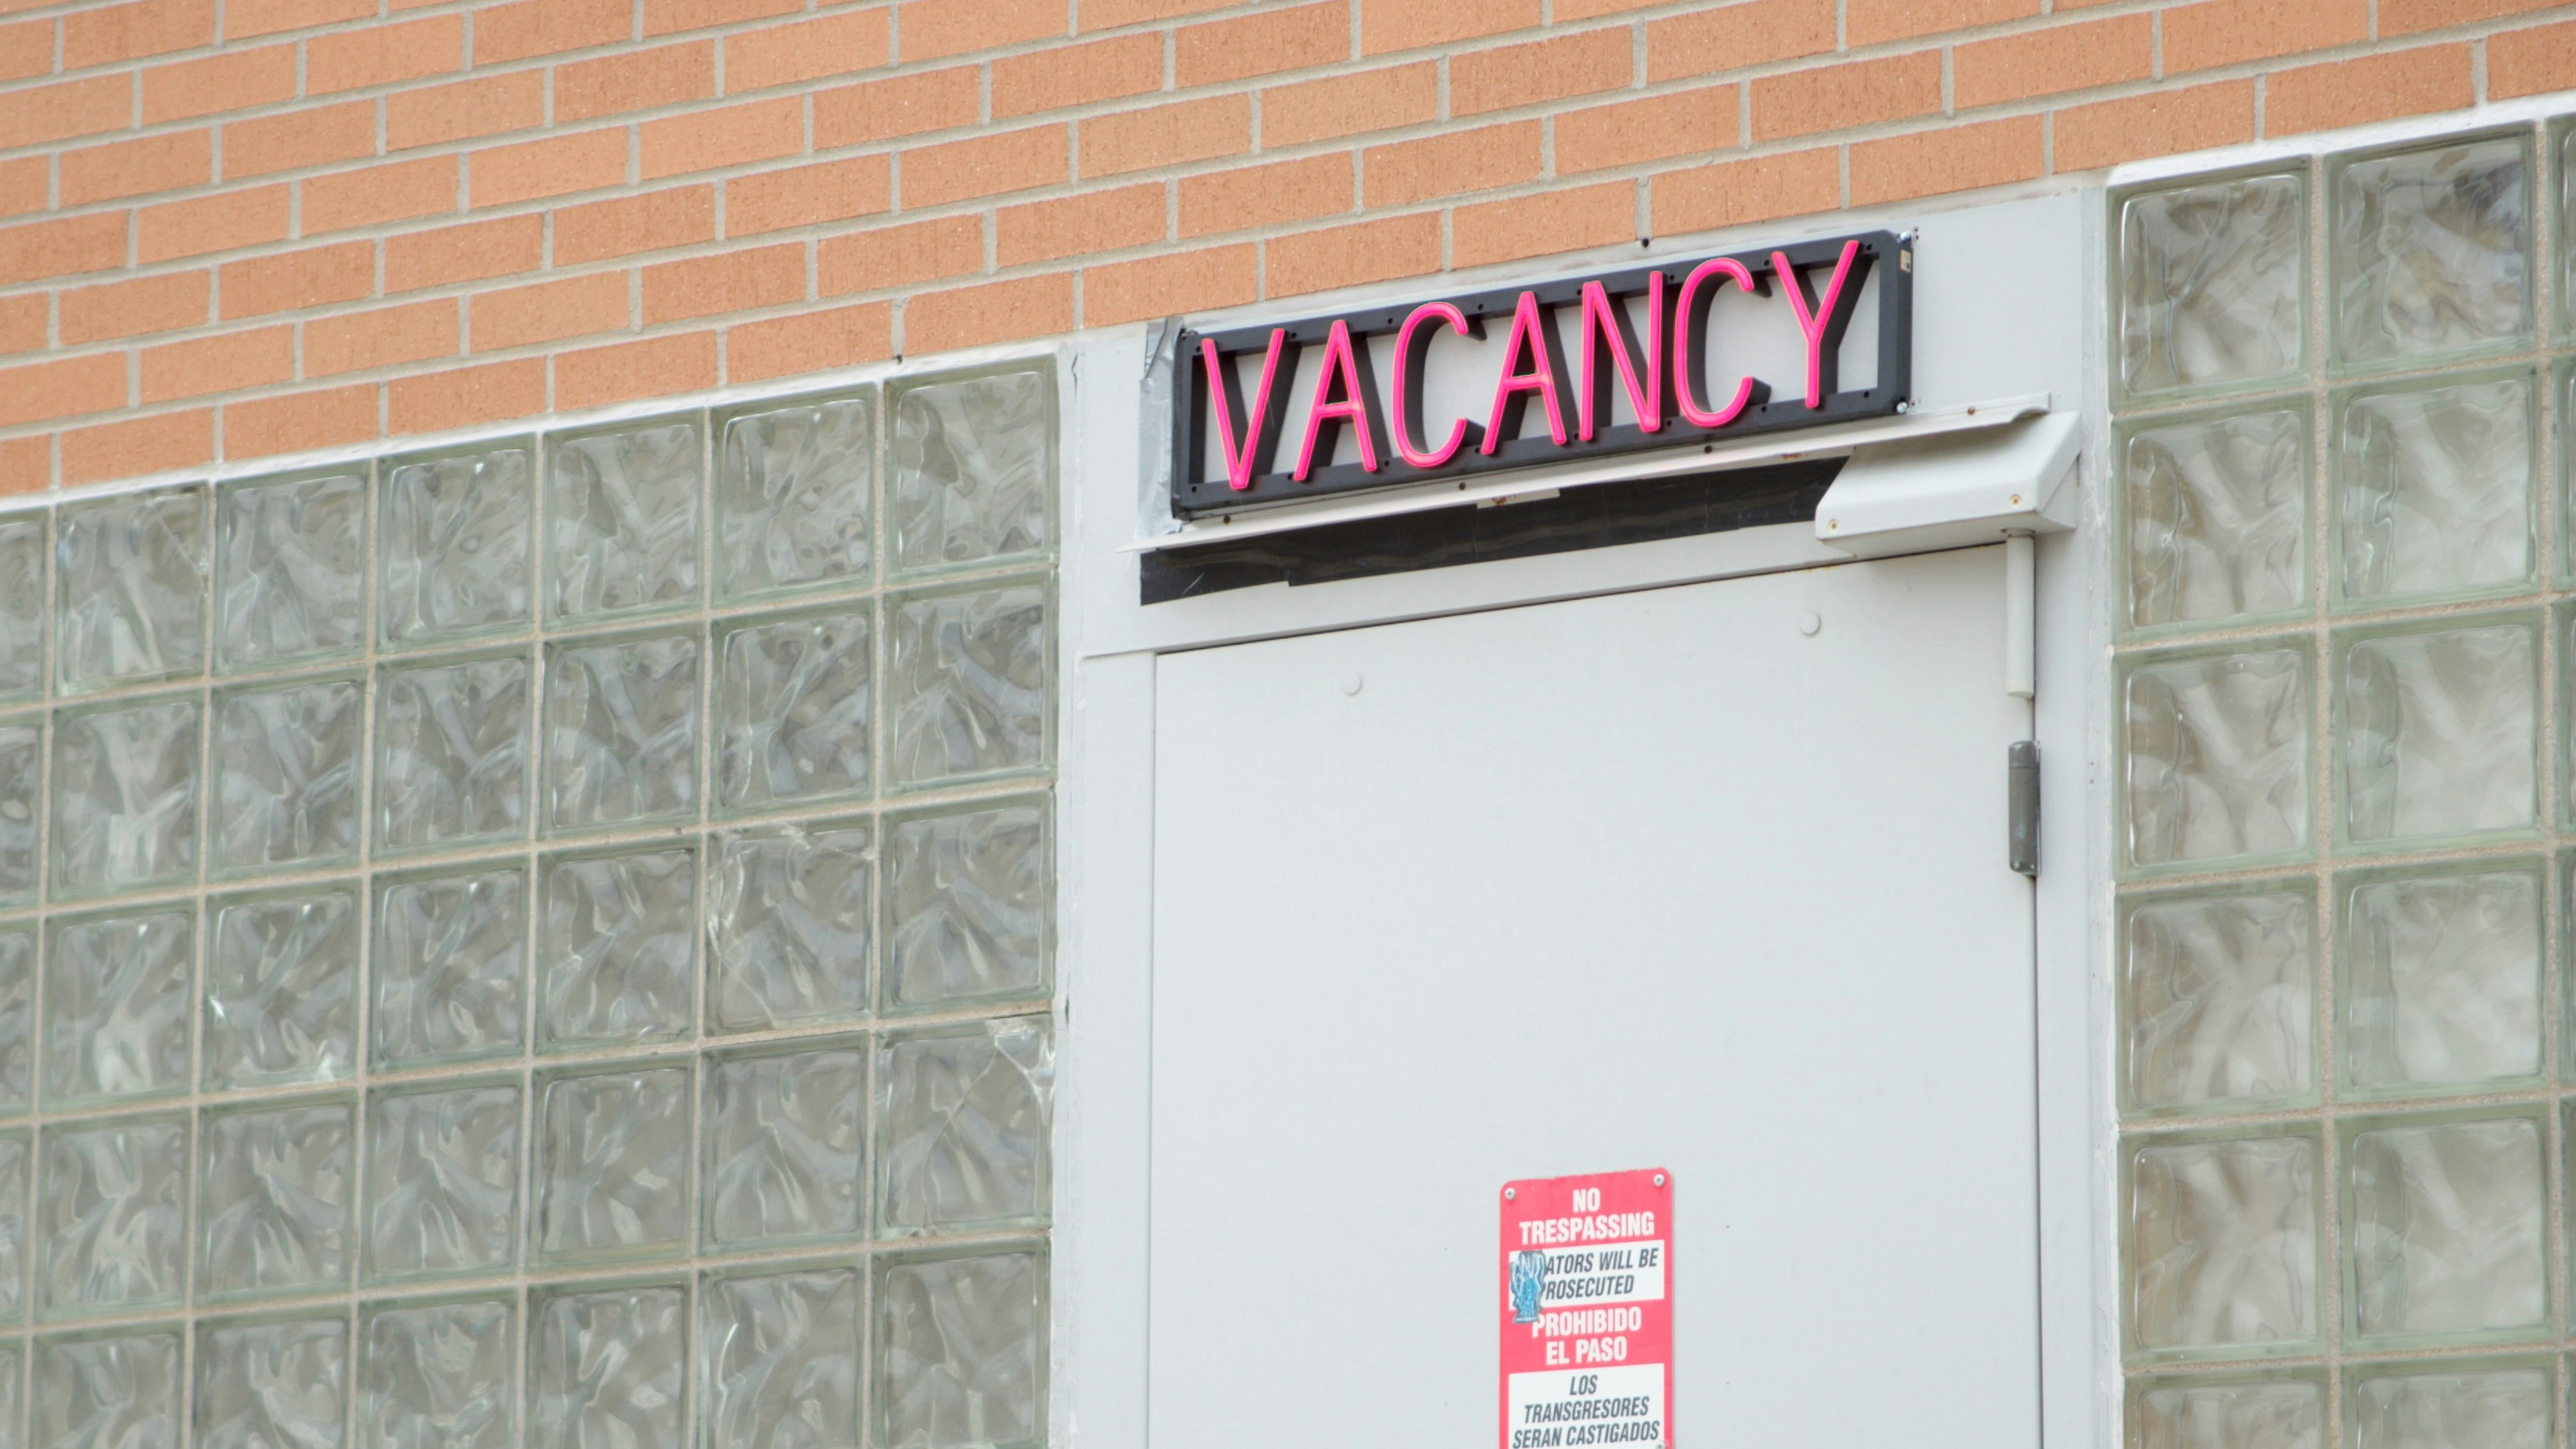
[[305, 299, 458, 375], [221, 0, 370, 40], [902, 124, 1069, 207], [1176, 3, 1346, 87], [470, 271, 631, 352], [1079, 0, 1233, 29], [2162, 0, 2369, 74], [902, 271, 1069, 353], [1178, 154, 1350, 238], [0, 19, 53, 83], [1084, 242, 1254, 325], [141, 325, 293, 400], [1952, 15, 2151, 110], [1751, 52, 1942, 140], [60, 270, 209, 344], [1452, 27, 1631, 116], [1358, 0, 1538, 56], [0, 354, 128, 429], [219, 242, 375, 321], [0, 75, 133, 150], [1362, 120, 1540, 207], [387, 72, 547, 150], [385, 213, 543, 291], [2491, 18, 2576, 99], [0, 437, 45, 496], [62, 0, 211, 68], [898, 0, 1063, 62], [470, 129, 629, 207], [138, 185, 287, 262], [2382, 0, 2563, 35], [994, 32, 1162, 115], [2265, 44, 2473, 136], [1646, 0, 1833, 82], [726, 301, 893, 384], [1555, 87, 1737, 174], [1554, 0, 1660, 15], [818, 214, 983, 293], [472, 0, 631, 64], [1451, 180, 1635, 270], [726, 12, 891, 93], [223, 384, 378, 460], [1265, 211, 1440, 297], [2053, 80, 2254, 172], [726, 156, 892, 235], [641, 96, 804, 180], [1002, 181, 1167, 263], [302, 156, 458, 235], [0, 158, 38, 219], [0, 294, 44, 355], [307, 13, 462, 94], [1849, 115, 2043, 206], [1651, 145, 1837, 234], [62, 409, 214, 486], [646, 0, 802, 37], [1845, 0, 2034, 46], [60, 130, 212, 208], [1260, 62, 1436, 146], [1081, 95, 1249, 178], [555, 186, 716, 264], [557, 42, 714, 123], [223, 101, 376, 180], [643, 242, 806, 323], [388, 358, 545, 435], [554, 330, 718, 410], [813, 66, 981, 147], [0, 213, 130, 287], [144, 45, 296, 123]]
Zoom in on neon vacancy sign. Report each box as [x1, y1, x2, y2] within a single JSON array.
[[1170, 229, 1911, 517]]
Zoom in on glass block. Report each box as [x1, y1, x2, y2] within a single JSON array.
[[195, 1316, 345, 1449], [212, 674, 364, 874], [375, 650, 530, 853], [49, 694, 199, 898], [198, 1098, 354, 1301], [2122, 403, 2309, 633], [2341, 864, 2541, 1093], [886, 582, 1049, 790], [2132, 1375, 2324, 1449], [0, 1344, 17, 1449], [716, 389, 874, 600], [530, 1283, 686, 1449], [44, 908, 190, 1106], [543, 629, 700, 833], [2121, 885, 2314, 1115], [2347, 1114, 2544, 1340], [380, 440, 533, 646], [532, 1065, 692, 1263], [365, 1080, 519, 1284], [883, 800, 1047, 1013], [876, 1247, 1046, 1449], [0, 1133, 26, 1322], [700, 1265, 862, 1449], [205, 886, 359, 1090], [55, 482, 207, 692], [0, 928, 28, 1113], [0, 718, 36, 904], [372, 865, 527, 1070], [704, 1042, 866, 1249], [708, 822, 873, 1034], [2121, 645, 2312, 873], [2349, 1364, 2550, 1449], [714, 606, 871, 812], [890, 366, 1053, 575], [2334, 134, 2530, 368], [539, 846, 696, 1051], [33, 1330, 181, 1449], [2116, 172, 2306, 400], [2333, 372, 2534, 605], [548, 416, 702, 622], [362, 1297, 515, 1449], [214, 469, 366, 673], [2337, 617, 2537, 847], [0, 512, 45, 700], [2126, 1130, 2318, 1356], [879, 1019, 1053, 1235], [36, 1116, 186, 1316]]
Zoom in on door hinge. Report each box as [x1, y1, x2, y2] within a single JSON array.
[[2007, 740, 2039, 877]]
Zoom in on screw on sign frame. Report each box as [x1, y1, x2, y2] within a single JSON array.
[[1499, 1168, 1673, 1449]]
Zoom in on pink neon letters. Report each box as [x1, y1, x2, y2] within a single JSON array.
[[1673, 258, 1759, 429], [1391, 301, 1479, 468], [1482, 289, 1568, 455], [1294, 318, 1381, 479], [1201, 329, 1289, 492], [1576, 274, 1664, 442], [1773, 237, 1859, 410]]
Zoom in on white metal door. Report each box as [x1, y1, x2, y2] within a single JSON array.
[[1146, 544, 2037, 1449]]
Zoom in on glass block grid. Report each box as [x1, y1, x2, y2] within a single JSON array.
[[2114, 125, 2575, 1449], [0, 358, 1059, 1449]]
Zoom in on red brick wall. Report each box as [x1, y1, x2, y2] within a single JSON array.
[[3, 0, 2574, 492]]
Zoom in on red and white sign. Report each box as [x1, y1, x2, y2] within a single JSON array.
[[1499, 1169, 1672, 1449]]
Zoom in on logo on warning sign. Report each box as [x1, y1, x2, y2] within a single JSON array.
[[1509, 1250, 1548, 1324]]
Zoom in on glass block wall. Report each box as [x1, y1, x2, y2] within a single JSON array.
[[2114, 127, 2571, 1449], [0, 358, 1058, 1449]]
